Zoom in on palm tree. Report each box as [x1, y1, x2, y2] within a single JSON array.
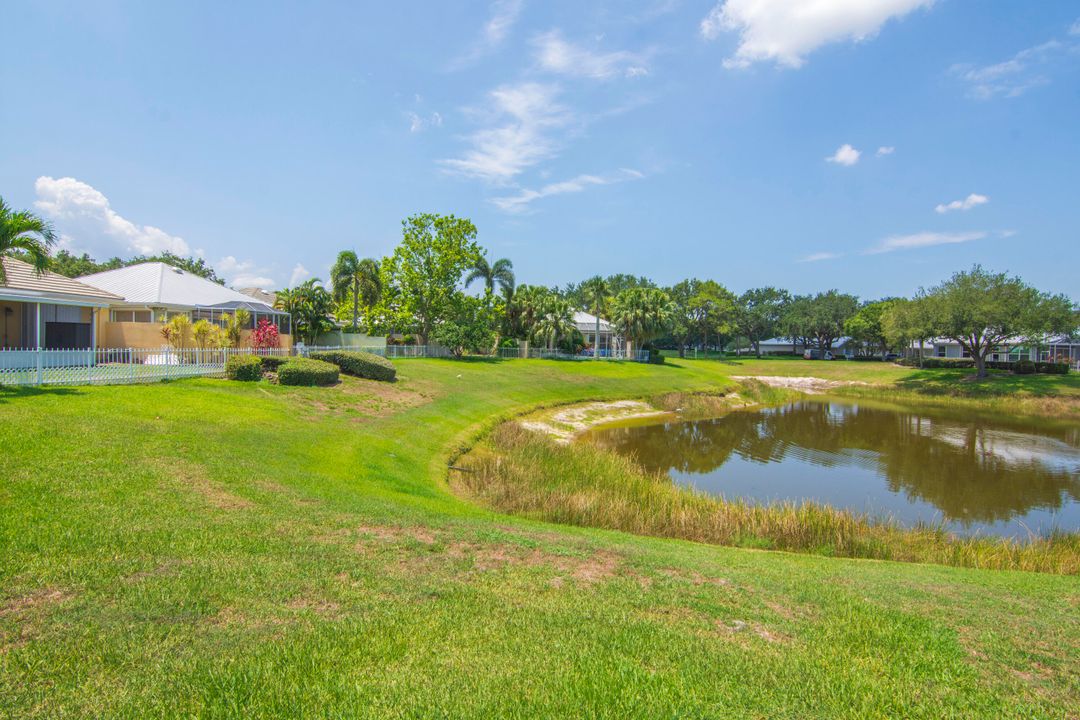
[[465, 256, 515, 301], [0, 197, 56, 284], [508, 284, 549, 340], [290, 279, 334, 344], [580, 275, 610, 359], [533, 297, 575, 352], [610, 287, 675, 358], [331, 252, 382, 331]]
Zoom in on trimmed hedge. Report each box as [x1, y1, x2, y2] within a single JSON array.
[[225, 354, 263, 381], [897, 357, 980, 369], [896, 356, 1069, 374], [259, 355, 289, 371], [1036, 361, 1070, 375], [309, 350, 397, 382], [277, 358, 340, 386]]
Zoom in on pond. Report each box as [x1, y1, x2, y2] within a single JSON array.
[[580, 399, 1080, 538]]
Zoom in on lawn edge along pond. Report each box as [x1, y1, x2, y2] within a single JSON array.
[[453, 379, 1080, 575]]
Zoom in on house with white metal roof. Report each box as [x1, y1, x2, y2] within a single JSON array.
[[78, 262, 291, 347], [574, 311, 622, 356]]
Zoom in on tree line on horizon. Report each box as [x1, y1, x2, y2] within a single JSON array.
[[3, 198, 1077, 378]]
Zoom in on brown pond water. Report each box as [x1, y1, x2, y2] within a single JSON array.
[[580, 398, 1080, 539]]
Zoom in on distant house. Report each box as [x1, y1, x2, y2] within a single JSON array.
[[753, 337, 855, 356], [78, 262, 292, 347], [574, 311, 622, 356], [1, 257, 122, 350], [238, 287, 278, 307], [925, 336, 1080, 364]]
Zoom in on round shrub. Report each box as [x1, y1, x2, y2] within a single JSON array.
[[277, 358, 340, 386], [308, 350, 396, 382], [225, 354, 263, 381]]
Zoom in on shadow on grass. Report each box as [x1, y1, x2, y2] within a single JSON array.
[[0, 385, 83, 403], [894, 369, 1078, 398], [427, 355, 506, 364]]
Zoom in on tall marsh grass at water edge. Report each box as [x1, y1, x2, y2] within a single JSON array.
[[454, 423, 1080, 575]]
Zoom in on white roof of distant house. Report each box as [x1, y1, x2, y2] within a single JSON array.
[[78, 262, 277, 311], [0, 257, 122, 306], [574, 311, 613, 333]]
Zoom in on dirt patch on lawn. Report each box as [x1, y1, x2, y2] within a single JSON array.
[[334, 522, 633, 588], [170, 460, 253, 510], [0, 588, 69, 616], [732, 375, 869, 395], [283, 375, 435, 421]]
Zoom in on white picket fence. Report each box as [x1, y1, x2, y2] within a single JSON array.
[[0, 343, 652, 388], [0, 346, 291, 387]]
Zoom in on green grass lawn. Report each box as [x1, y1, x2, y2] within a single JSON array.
[[2, 358, 1078, 718]]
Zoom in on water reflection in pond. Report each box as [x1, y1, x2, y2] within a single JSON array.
[[580, 399, 1080, 538]]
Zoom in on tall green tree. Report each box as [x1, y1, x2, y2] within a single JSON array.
[[378, 213, 482, 345], [331, 251, 381, 332], [919, 265, 1076, 377], [844, 299, 901, 357], [806, 290, 860, 354], [610, 287, 675, 357], [432, 294, 499, 358], [881, 298, 936, 363], [580, 275, 611, 359], [689, 280, 736, 356], [465, 255, 515, 301], [736, 287, 791, 357], [43, 248, 224, 283], [0, 197, 55, 283], [666, 279, 698, 358], [779, 294, 814, 351]]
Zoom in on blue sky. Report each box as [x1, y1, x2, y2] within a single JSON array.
[[2, 1, 1078, 298]]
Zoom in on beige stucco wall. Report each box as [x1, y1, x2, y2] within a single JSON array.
[[1, 301, 24, 348], [100, 319, 292, 349]]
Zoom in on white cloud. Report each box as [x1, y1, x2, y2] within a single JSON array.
[[288, 263, 311, 288], [449, 0, 524, 69], [799, 251, 842, 263], [1071, 19, 1080, 36], [490, 168, 643, 212], [952, 39, 1070, 99], [407, 111, 443, 133], [934, 193, 989, 214], [218, 255, 276, 290], [532, 30, 650, 79], [866, 230, 986, 254], [825, 144, 860, 166], [440, 82, 571, 182], [876, 146, 895, 156], [34, 176, 190, 257], [700, 0, 933, 69]]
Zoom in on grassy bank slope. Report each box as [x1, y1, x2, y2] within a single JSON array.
[[2, 359, 1078, 717]]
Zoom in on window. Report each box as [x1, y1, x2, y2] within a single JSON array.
[[152, 310, 190, 323], [936, 346, 946, 358], [110, 309, 153, 323]]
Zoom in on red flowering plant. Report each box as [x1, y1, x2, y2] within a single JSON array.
[[251, 319, 280, 353]]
